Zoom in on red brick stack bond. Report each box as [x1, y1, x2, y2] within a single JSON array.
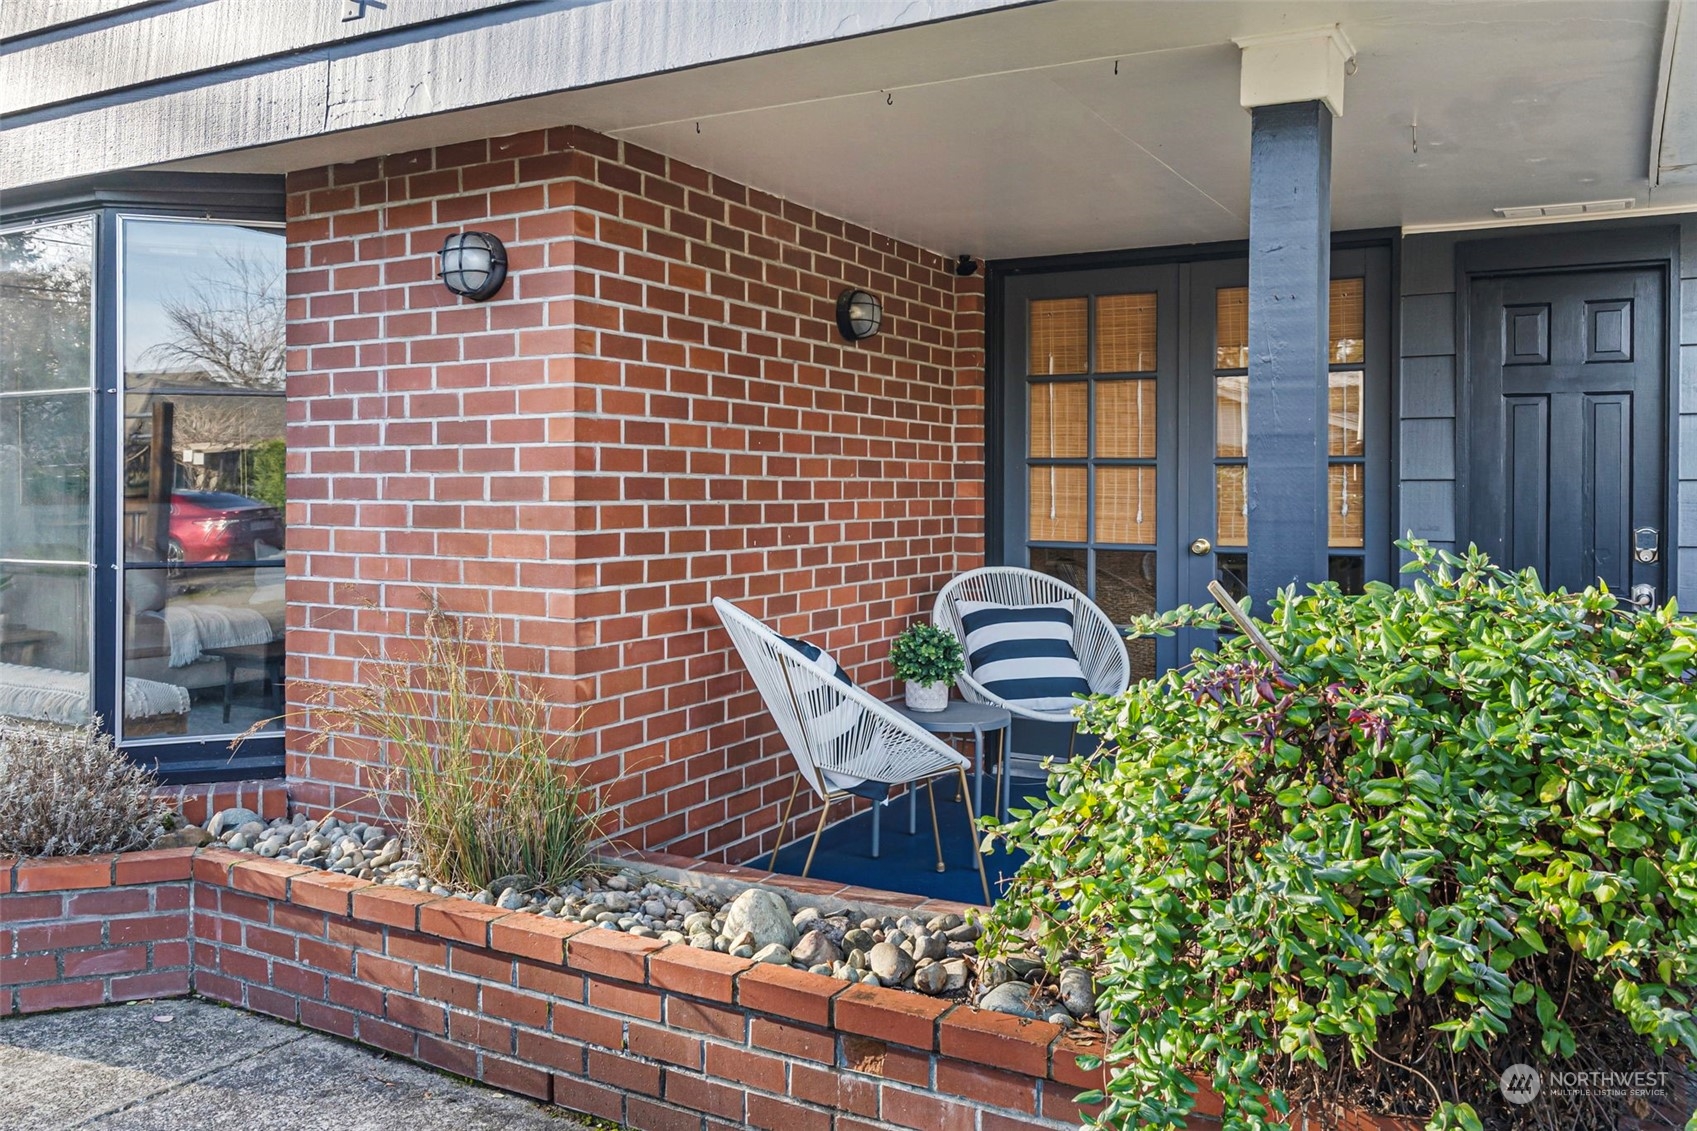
[[0, 849, 193, 1014], [282, 125, 986, 864]]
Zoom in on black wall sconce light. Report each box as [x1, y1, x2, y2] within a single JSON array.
[[835, 288, 882, 342], [438, 231, 508, 301]]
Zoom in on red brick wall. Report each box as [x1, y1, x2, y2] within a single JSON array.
[[283, 125, 987, 860], [0, 850, 194, 1014]]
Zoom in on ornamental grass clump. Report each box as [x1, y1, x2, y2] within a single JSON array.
[[0, 719, 171, 856], [986, 540, 1697, 1131], [308, 595, 600, 893]]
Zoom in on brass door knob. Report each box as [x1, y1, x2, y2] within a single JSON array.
[[1189, 537, 1213, 556]]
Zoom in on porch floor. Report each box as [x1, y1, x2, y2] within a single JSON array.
[[751, 777, 1041, 906]]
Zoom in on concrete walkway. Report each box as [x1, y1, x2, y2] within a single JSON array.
[[0, 998, 595, 1130]]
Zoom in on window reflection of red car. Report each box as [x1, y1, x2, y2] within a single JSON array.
[[168, 491, 284, 564]]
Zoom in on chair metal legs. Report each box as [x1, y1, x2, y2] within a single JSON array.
[[785, 770, 991, 907], [769, 776, 803, 865], [957, 766, 993, 905], [925, 778, 945, 874], [800, 793, 832, 879]]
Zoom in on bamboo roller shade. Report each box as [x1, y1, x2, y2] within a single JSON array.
[[1214, 465, 1363, 547], [1214, 280, 1365, 369]]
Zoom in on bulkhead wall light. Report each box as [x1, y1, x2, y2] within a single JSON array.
[[438, 231, 508, 301], [835, 288, 882, 342]]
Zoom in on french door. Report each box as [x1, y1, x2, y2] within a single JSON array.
[[999, 247, 1391, 679]]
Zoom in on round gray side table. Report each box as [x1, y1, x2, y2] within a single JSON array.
[[886, 697, 1013, 827]]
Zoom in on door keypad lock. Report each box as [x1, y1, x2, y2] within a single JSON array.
[[1634, 527, 1660, 564]]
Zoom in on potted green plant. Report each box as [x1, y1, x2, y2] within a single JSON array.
[[890, 621, 963, 713]]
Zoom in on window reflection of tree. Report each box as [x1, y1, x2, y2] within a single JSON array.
[[1, 226, 93, 393], [138, 248, 284, 392], [121, 238, 287, 559]]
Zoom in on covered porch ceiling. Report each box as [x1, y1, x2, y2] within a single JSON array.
[[166, 0, 1697, 260]]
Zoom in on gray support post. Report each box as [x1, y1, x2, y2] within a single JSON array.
[[1246, 100, 1333, 612]]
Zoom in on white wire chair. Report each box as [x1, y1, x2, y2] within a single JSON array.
[[932, 565, 1130, 728], [713, 597, 991, 905]]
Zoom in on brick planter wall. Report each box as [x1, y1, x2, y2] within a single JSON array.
[[0, 849, 194, 1015], [282, 123, 986, 864], [3, 848, 1436, 1131]]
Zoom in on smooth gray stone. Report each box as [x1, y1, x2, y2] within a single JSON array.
[[720, 889, 798, 950], [868, 942, 914, 985], [979, 981, 1042, 1019], [1059, 966, 1097, 1018], [206, 808, 259, 837]]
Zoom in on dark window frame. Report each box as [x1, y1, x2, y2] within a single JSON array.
[[2, 174, 286, 783]]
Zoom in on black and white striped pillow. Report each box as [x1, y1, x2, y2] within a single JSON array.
[[957, 600, 1091, 711], [776, 635, 886, 800]]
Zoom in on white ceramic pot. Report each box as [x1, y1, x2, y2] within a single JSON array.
[[904, 680, 949, 712]]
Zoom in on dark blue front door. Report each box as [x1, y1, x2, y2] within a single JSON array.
[[1467, 268, 1667, 603]]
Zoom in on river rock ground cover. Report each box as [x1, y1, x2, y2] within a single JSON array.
[[198, 808, 1099, 1025]]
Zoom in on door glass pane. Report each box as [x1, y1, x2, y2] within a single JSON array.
[[1216, 466, 1248, 547], [1215, 286, 1248, 369], [1095, 467, 1156, 544], [1, 392, 90, 562], [1329, 463, 1364, 547], [1096, 550, 1157, 681], [1029, 546, 1087, 592], [1216, 375, 1247, 458], [0, 562, 93, 725], [1029, 467, 1087, 542], [1, 217, 94, 393], [1028, 382, 1087, 458], [1215, 553, 1249, 604], [123, 566, 285, 738], [123, 394, 287, 565], [1097, 293, 1156, 373], [1328, 370, 1364, 456], [1328, 555, 1365, 594], [1329, 279, 1365, 364], [1216, 281, 1362, 367], [1029, 298, 1088, 375], [1096, 380, 1155, 458]]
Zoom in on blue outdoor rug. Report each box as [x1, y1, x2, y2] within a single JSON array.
[[752, 780, 1044, 906]]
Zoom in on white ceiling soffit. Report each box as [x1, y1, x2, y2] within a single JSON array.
[[153, 0, 1696, 257], [1652, 0, 1697, 186]]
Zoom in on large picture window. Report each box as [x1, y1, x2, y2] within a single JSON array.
[[0, 217, 96, 725], [0, 195, 285, 780], [121, 218, 286, 743]]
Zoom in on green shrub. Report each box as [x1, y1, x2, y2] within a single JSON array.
[[0, 719, 171, 856], [308, 596, 600, 892], [890, 621, 965, 686], [986, 541, 1697, 1131]]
